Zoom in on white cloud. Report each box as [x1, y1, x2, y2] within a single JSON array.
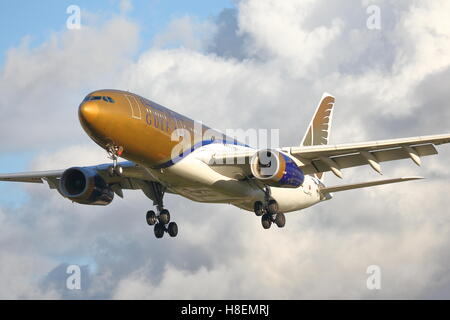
[[119, 0, 133, 14], [238, 0, 344, 76], [0, 17, 139, 150], [153, 16, 217, 51], [30, 144, 107, 171]]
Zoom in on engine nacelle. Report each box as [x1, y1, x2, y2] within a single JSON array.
[[250, 149, 304, 188], [59, 167, 114, 205]]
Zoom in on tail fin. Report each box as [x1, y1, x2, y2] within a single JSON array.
[[301, 93, 336, 181]]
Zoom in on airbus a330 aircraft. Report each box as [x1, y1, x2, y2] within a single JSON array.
[[1, 90, 449, 238]]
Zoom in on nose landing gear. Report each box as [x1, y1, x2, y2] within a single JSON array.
[[106, 145, 124, 176], [254, 187, 286, 230]]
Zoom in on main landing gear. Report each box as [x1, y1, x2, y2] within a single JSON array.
[[253, 187, 286, 230], [105, 145, 177, 239], [146, 209, 178, 238], [144, 182, 178, 239]]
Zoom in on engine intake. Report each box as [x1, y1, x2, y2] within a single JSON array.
[[59, 167, 114, 205], [250, 149, 304, 188]]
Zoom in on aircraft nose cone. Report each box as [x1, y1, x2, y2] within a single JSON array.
[[79, 102, 99, 124]]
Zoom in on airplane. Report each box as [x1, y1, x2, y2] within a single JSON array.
[[1, 90, 449, 239]]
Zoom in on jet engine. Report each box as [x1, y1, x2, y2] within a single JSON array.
[[250, 149, 304, 188], [59, 167, 114, 205]]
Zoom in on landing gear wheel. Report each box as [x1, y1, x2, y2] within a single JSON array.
[[261, 214, 272, 229], [106, 145, 124, 177], [275, 212, 286, 228], [168, 222, 178, 237], [108, 165, 123, 177], [154, 223, 165, 238], [254, 201, 264, 216], [115, 165, 123, 176], [146, 210, 157, 226], [159, 209, 170, 225], [267, 200, 279, 215]]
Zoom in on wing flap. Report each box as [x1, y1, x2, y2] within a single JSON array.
[[301, 143, 438, 175]]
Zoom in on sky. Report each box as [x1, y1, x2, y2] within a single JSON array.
[[0, 0, 449, 299], [0, 0, 234, 61]]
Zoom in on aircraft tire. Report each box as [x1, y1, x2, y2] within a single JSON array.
[[108, 166, 115, 177], [146, 210, 157, 226], [159, 209, 170, 225], [261, 214, 272, 229], [168, 222, 178, 237], [154, 223, 165, 238], [115, 165, 123, 176], [267, 200, 279, 215], [275, 212, 286, 228], [254, 201, 264, 216]]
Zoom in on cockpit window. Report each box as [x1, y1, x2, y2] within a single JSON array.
[[83, 96, 115, 103], [83, 95, 115, 103]]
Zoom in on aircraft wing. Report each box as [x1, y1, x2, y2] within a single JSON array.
[[289, 133, 450, 177], [206, 133, 450, 179], [0, 161, 159, 198], [0, 170, 63, 184]]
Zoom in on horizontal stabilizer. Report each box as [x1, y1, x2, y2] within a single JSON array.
[[320, 176, 424, 193]]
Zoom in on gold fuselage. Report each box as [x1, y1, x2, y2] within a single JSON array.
[[79, 89, 235, 168]]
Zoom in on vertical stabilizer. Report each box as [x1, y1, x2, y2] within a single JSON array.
[[301, 93, 336, 181]]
